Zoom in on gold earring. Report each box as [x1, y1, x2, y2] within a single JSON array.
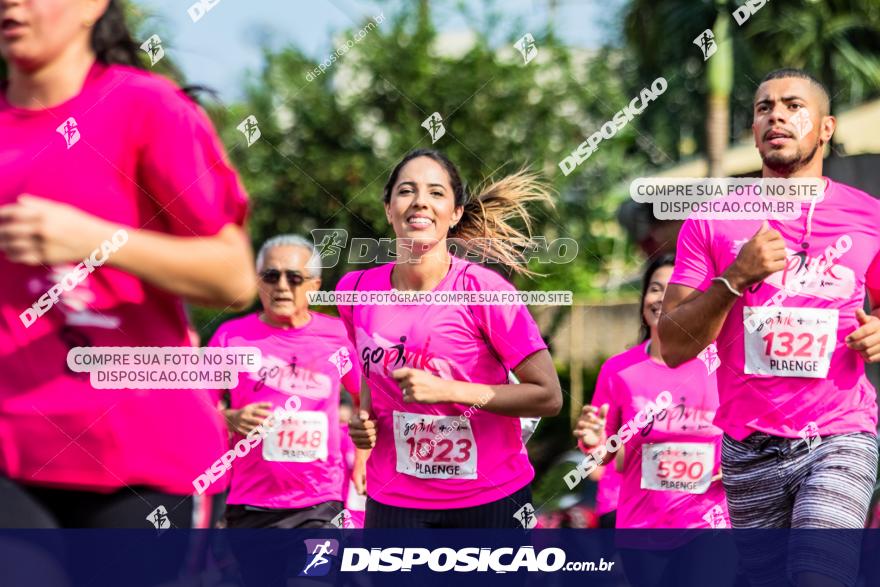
[[83, 19, 94, 27]]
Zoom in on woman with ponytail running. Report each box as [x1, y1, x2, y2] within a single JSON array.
[[341, 148, 562, 528], [0, 0, 254, 529]]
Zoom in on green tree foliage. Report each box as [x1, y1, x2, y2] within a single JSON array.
[[216, 3, 656, 303], [622, 0, 880, 160]]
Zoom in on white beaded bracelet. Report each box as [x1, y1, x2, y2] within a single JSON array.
[[712, 276, 743, 297]]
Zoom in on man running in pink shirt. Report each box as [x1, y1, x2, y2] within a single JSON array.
[[210, 235, 360, 529], [660, 69, 880, 586]]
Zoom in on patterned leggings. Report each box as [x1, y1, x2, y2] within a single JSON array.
[[721, 432, 878, 587]]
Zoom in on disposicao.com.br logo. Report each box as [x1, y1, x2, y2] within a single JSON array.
[[330, 545, 614, 573]]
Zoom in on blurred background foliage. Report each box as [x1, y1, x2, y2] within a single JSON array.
[[3, 0, 878, 508]]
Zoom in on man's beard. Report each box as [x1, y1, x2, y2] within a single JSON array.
[[761, 138, 821, 176]]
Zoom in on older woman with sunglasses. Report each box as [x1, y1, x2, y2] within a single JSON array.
[[208, 235, 361, 529]]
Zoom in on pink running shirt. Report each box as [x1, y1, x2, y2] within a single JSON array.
[[209, 313, 360, 509], [600, 342, 728, 534], [0, 62, 247, 494], [671, 179, 880, 440], [336, 256, 548, 509], [594, 465, 621, 518], [589, 369, 623, 517]]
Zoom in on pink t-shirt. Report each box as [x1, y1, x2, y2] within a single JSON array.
[[671, 179, 880, 441], [336, 256, 548, 509], [209, 313, 360, 509], [590, 366, 623, 517], [600, 342, 728, 533], [594, 466, 621, 518], [0, 62, 247, 494]]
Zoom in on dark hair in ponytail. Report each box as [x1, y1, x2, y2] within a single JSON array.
[[92, 0, 144, 69], [383, 149, 554, 276], [638, 253, 676, 343]]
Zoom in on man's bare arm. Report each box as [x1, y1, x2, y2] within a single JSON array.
[[659, 283, 741, 367], [659, 221, 787, 367]]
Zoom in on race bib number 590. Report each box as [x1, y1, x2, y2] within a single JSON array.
[[393, 411, 477, 480], [743, 307, 837, 379], [641, 442, 714, 494]]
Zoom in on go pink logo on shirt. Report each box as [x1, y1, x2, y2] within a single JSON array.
[[249, 353, 332, 399], [357, 329, 453, 380], [764, 241, 855, 301]]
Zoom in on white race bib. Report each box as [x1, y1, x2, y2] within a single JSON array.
[[263, 410, 328, 462], [743, 306, 837, 378], [641, 442, 714, 494], [393, 411, 477, 479]]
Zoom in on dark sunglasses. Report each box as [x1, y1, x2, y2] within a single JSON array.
[[260, 269, 306, 286]]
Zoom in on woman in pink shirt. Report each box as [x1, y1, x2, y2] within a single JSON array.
[[0, 0, 255, 528], [343, 148, 562, 528], [575, 255, 735, 587]]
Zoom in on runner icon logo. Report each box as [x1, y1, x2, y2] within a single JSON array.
[[139, 35, 164, 66], [790, 107, 814, 140], [422, 112, 445, 144], [311, 228, 348, 268], [799, 421, 822, 451], [300, 539, 339, 577], [697, 343, 721, 374], [514, 503, 538, 529], [330, 509, 354, 529], [514, 33, 538, 64], [329, 347, 353, 377], [237, 115, 261, 147], [56, 117, 80, 149], [147, 505, 171, 530], [693, 29, 717, 61]]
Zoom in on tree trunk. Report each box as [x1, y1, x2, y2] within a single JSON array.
[[706, 9, 733, 177], [706, 93, 729, 177]]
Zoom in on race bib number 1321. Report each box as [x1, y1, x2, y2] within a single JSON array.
[[743, 306, 838, 379]]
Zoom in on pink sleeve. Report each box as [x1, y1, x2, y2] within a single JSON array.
[[577, 360, 620, 454], [465, 266, 548, 370], [138, 90, 248, 236], [594, 361, 622, 436], [335, 271, 362, 347], [341, 340, 362, 397], [867, 251, 880, 309], [669, 218, 714, 292]]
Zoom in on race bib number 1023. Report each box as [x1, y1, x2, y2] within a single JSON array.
[[743, 307, 838, 379], [393, 411, 477, 480]]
